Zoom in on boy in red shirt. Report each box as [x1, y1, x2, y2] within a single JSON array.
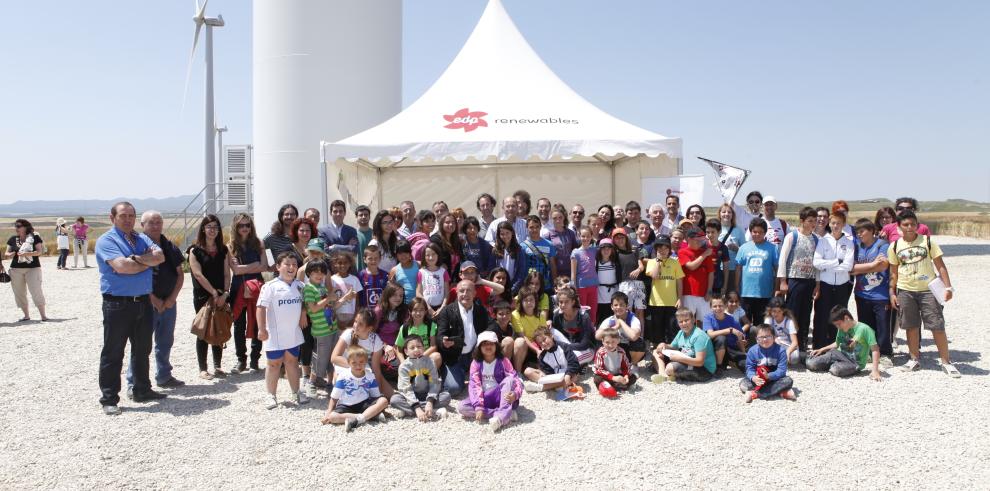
[[678, 227, 714, 326]]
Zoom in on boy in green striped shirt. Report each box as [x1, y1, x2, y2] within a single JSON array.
[[303, 260, 341, 396]]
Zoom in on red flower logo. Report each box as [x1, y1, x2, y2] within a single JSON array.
[[443, 108, 488, 132]]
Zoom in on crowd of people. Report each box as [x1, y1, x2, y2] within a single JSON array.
[[86, 191, 958, 430]]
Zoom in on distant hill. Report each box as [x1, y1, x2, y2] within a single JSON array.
[[768, 198, 990, 214], [0, 195, 198, 217]]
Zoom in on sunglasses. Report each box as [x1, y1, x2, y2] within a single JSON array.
[[572, 211, 584, 215], [237, 223, 252, 229], [897, 206, 914, 211]]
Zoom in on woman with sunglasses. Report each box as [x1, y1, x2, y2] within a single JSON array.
[[369, 210, 399, 272], [188, 215, 232, 380], [4, 219, 47, 321], [874, 206, 897, 240], [881, 198, 931, 242], [228, 213, 269, 373]]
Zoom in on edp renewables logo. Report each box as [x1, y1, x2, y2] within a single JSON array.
[[443, 107, 579, 132]]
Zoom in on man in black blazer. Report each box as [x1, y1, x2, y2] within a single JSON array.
[[436, 280, 491, 395]]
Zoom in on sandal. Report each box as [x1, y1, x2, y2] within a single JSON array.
[[940, 361, 961, 378], [901, 359, 921, 372], [199, 371, 214, 380], [213, 368, 227, 378], [18, 317, 30, 322]]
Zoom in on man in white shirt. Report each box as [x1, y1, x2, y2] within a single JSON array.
[[536, 197, 553, 231], [761, 196, 788, 246], [660, 195, 684, 237], [397, 201, 417, 239], [484, 195, 528, 244], [436, 280, 491, 394]]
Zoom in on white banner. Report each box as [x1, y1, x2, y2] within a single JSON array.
[[698, 156, 750, 204], [641, 175, 705, 209]]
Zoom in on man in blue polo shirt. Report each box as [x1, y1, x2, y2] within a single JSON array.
[[96, 202, 166, 415]]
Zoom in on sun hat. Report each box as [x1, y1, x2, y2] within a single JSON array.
[[477, 331, 498, 345], [598, 238, 614, 247], [610, 228, 627, 238]]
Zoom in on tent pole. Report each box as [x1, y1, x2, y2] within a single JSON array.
[[610, 160, 616, 205], [320, 160, 328, 225], [376, 167, 384, 211]]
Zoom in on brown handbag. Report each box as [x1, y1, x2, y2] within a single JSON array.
[[206, 303, 233, 345], [190, 304, 212, 339], [190, 303, 233, 346]]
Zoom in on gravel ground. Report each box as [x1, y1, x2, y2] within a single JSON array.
[[1, 236, 988, 489]]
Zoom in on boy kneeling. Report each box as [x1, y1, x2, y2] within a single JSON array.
[[741, 324, 796, 402], [806, 307, 882, 381], [592, 328, 637, 394], [321, 346, 389, 431]]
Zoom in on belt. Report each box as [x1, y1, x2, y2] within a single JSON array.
[[103, 294, 149, 302]]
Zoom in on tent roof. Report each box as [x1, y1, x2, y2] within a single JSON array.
[[320, 0, 681, 166]]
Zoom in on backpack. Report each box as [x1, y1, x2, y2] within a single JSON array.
[[406, 232, 431, 262]]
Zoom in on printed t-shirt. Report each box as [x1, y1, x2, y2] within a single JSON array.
[[303, 282, 337, 337], [736, 241, 779, 298], [646, 258, 684, 307], [836, 322, 878, 370], [257, 278, 306, 351], [512, 311, 544, 340], [671, 327, 717, 374], [330, 274, 363, 315], [887, 235, 943, 292]]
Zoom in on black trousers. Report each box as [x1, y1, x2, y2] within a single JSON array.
[[646, 306, 677, 345], [233, 309, 262, 364], [99, 296, 153, 405], [741, 297, 770, 327], [786, 278, 816, 351], [813, 282, 852, 349]]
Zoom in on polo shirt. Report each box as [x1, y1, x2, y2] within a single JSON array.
[[151, 235, 184, 299], [96, 227, 159, 296]]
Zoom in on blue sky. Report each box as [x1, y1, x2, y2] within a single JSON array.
[[2, 1, 987, 205]]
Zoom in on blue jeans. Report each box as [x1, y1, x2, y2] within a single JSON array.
[[127, 305, 177, 386], [855, 297, 892, 356], [442, 353, 473, 395]]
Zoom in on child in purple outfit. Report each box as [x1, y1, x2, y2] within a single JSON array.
[[457, 331, 524, 433]]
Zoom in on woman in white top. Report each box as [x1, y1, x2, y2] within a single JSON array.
[[811, 211, 854, 349]]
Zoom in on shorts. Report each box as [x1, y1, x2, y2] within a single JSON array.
[[332, 398, 378, 414], [266, 345, 301, 360], [896, 290, 944, 331], [681, 295, 711, 320], [618, 280, 646, 310], [620, 338, 647, 354], [668, 361, 713, 382]]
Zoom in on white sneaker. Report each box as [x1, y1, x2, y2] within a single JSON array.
[[510, 410, 518, 422], [344, 417, 358, 432], [489, 418, 502, 433], [306, 383, 318, 398], [435, 408, 448, 419], [523, 381, 543, 393], [293, 391, 310, 405], [393, 409, 407, 419], [375, 412, 386, 423], [264, 394, 278, 410], [102, 405, 121, 416]]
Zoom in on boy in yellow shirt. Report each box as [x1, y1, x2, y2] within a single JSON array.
[[645, 237, 684, 345]]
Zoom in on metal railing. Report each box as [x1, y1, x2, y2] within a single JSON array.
[[164, 183, 229, 251]]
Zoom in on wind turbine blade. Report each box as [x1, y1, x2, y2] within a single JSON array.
[[180, 22, 203, 115]]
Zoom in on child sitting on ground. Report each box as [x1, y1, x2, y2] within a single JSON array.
[[595, 291, 646, 364], [702, 295, 747, 371], [457, 331, 523, 433], [741, 324, 796, 402], [806, 306, 882, 381], [765, 297, 802, 366], [321, 345, 389, 431], [523, 327, 581, 393], [650, 308, 717, 383], [389, 335, 450, 421], [549, 287, 597, 365], [257, 252, 310, 409], [511, 287, 546, 373], [726, 291, 753, 337], [592, 328, 638, 394]]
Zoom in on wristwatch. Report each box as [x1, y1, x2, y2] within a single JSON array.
[[130, 254, 142, 264]]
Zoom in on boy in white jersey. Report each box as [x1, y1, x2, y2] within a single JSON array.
[[257, 252, 310, 409]]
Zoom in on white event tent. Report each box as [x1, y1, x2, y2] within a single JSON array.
[[320, 0, 682, 214]]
